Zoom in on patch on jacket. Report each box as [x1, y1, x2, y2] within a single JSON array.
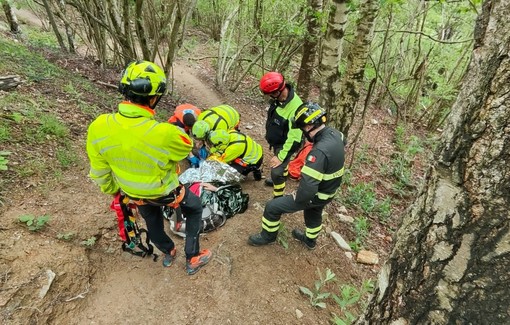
[[307, 155, 316, 163]]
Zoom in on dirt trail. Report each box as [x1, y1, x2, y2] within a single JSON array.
[[1, 9, 376, 325]]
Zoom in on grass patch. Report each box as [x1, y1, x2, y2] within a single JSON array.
[[0, 38, 62, 81]]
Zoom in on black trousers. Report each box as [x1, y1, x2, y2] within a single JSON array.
[[230, 156, 263, 176], [137, 186, 203, 260], [263, 195, 331, 232]]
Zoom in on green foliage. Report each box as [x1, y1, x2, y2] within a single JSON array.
[[56, 146, 78, 168], [0, 151, 11, 171], [57, 232, 75, 241], [0, 125, 10, 143], [331, 280, 375, 325], [344, 182, 377, 213], [299, 269, 374, 322], [39, 115, 69, 139], [19, 214, 50, 231], [299, 268, 336, 309], [381, 124, 425, 196], [277, 223, 290, 249], [81, 236, 97, 247], [349, 216, 369, 252], [0, 39, 61, 81]]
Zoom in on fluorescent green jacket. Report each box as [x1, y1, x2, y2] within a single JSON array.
[[86, 102, 192, 198], [214, 130, 263, 164], [198, 104, 240, 131]]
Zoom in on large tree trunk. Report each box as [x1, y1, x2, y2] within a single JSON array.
[[330, 0, 379, 137], [296, 0, 323, 99], [2, 0, 21, 34], [318, 0, 349, 110], [358, 1, 510, 323]]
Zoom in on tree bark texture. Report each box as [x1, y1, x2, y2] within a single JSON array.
[[330, 0, 379, 137], [2, 0, 21, 34], [297, 0, 323, 99], [318, 0, 348, 110], [358, 1, 510, 324]]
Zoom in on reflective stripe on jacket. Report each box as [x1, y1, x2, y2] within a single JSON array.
[[295, 126, 345, 204], [86, 102, 192, 198], [264, 84, 303, 161], [215, 130, 263, 165], [198, 105, 240, 132]]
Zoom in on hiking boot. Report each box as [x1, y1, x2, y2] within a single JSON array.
[[292, 229, 316, 250], [163, 247, 177, 267], [264, 178, 274, 187], [186, 249, 212, 275], [248, 232, 276, 246]]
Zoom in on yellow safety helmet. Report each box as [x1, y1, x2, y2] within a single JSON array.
[[192, 120, 211, 140], [118, 60, 167, 97], [207, 129, 230, 147]]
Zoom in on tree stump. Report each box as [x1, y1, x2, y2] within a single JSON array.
[[0, 75, 22, 91]]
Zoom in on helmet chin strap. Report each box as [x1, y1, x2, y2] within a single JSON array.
[[149, 95, 162, 109], [303, 124, 321, 142]]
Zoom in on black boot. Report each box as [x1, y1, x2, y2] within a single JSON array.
[[292, 229, 316, 250], [253, 169, 262, 181], [264, 178, 274, 187], [248, 230, 277, 246]]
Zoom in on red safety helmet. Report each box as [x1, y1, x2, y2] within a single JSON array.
[[259, 72, 286, 94]]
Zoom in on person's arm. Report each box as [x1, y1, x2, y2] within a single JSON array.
[[277, 125, 302, 162], [164, 124, 193, 162], [294, 149, 326, 204], [86, 124, 119, 195]]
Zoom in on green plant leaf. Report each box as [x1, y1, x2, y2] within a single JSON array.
[[299, 286, 314, 298], [314, 302, 326, 309], [19, 215, 34, 222], [316, 292, 331, 300]]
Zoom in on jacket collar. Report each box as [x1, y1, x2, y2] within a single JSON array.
[[118, 101, 155, 118]]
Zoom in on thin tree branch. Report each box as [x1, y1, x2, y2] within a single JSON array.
[[374, 29, 472, 44]]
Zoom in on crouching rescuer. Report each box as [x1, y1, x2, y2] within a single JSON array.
[[86, 60, 212, 275], [248, 102, 346, 249], [206, 129, 263, 180]]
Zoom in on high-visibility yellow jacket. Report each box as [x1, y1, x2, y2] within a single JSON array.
[[198, 104, 240, 131], [213, 130, 263, 165], [265, 85, 303, 161], [86, 101, 192, 198]]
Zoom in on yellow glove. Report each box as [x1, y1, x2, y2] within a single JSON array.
[[207, 153, 224, 162]]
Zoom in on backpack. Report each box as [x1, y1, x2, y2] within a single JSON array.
[[163, 204, 226, 238], [288, 141, 313, 180], [110, 193, 158, 261], [164, 182, 248, 237]]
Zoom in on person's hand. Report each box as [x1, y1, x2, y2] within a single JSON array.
[[270, 156, 282, 168], [202, 182, 218, 192]]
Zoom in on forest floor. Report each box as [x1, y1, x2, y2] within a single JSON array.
[[0, 9, 430, 325]]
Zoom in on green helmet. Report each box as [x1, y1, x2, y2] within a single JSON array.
[[192, 120, 211, 139], [118, 60, 167, 97], [207, 129, 230, 147]]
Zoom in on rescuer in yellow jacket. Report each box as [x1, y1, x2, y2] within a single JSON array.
[[86, 60, 211, 275], [248, 102, 345, 250], [191, 104, 240, 140], [259, 72, 303, 198], [206, 129, 263, 181]]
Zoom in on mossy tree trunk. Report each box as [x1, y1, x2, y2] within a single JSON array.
[[297, 0, 323, 99], [329, 0, 379, 137], [358, 1, 510, 323], [318, 0, 349, 111], [2, 0, 21, 34]]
